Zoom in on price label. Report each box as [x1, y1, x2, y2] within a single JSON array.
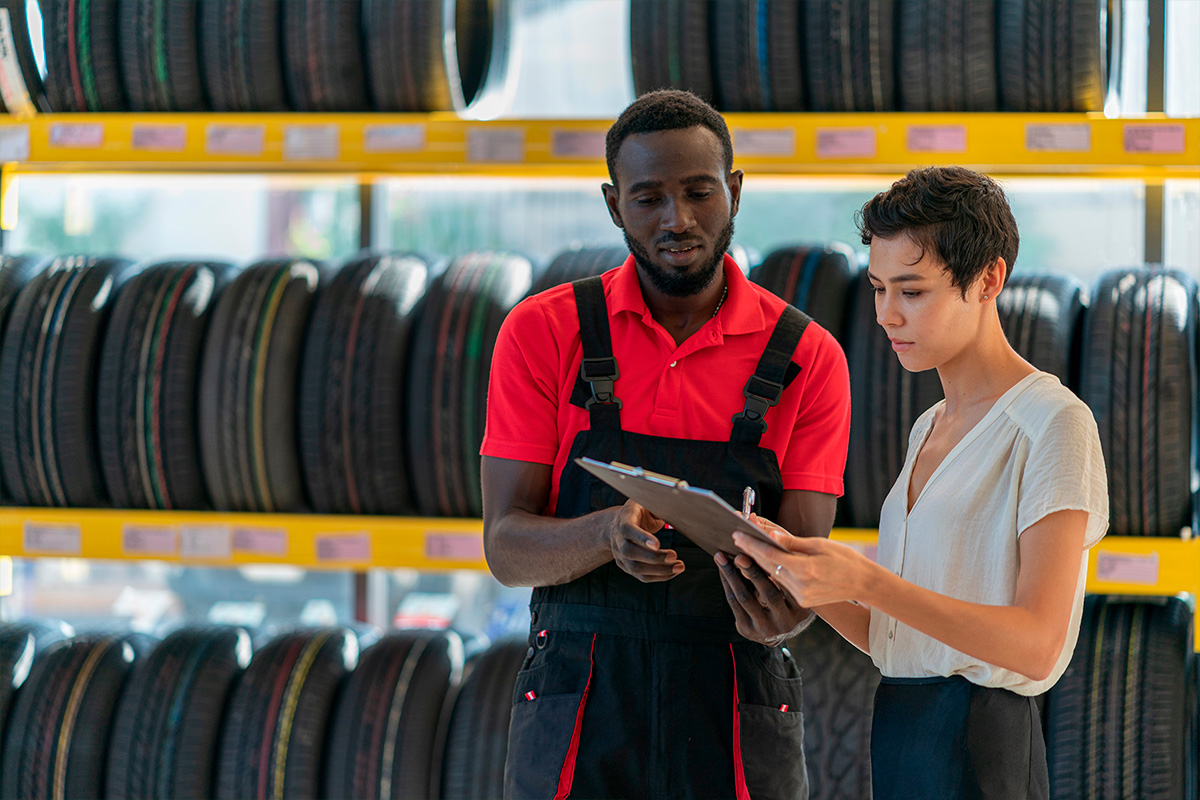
[[816, 127, 877, 159], [122, 525, 177, 556], [1096, 550, 1159, 585], [734, 128, 796, 157], [468, 128, 525, 163], [206, 125, 265, 156], [132, 124, 187, 152], [1025, 124, 1091, 153], [1123, 123, 1185, 154], [232, 527, 288, 556], [180, 525, 232, 560], [425, 532, 484, 561], [23, 522, 81, 554], [315, 533, 371, 562], [551, 130, 607, 159], [50, 123, 104, 148], [906, 125, 967, 153], [364, 124, 426, 153], [284, 124, 340, 160], [0, 124, 29, 161]]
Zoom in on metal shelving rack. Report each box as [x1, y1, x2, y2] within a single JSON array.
[[0, 111, 1197, 645]]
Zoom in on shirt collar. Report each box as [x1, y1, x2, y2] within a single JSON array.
[[609, 253, 768, 336]]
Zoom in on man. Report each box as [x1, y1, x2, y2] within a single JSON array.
[[481, 89, 851, 800]]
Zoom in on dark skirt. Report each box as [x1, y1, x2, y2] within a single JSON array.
[[871, 676, 1049, 800]]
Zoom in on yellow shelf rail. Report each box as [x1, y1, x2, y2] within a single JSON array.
[[0, 113, 1194, 178]]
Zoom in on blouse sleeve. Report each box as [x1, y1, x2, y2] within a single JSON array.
[[1017, 400, 1110, 547]]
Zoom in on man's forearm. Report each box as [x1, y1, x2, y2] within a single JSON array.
[[484, 507, 616, 587]]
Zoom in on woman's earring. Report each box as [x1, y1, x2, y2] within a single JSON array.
[[983, 295, 989, 300]]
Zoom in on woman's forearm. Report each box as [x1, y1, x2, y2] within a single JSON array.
[[812, 602, 872, 655]]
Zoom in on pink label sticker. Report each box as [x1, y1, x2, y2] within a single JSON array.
[[551, 130, 607, 159], [0, 124, 29, 161], [907, 125, 967, 153], [468, 128, 525, 163], [425, 532, 484, 561], [132, 124, 186, 152], [122, 525, 178, 556], [206, 125, 265, 156], [1025, 124, 1091, 152], [734, 128, 796, 157], [284, 124, 340, 160], [22, 522, 81, 554], [232, 527, 288, 556], [1123, 123, 1186, 154], [816, 127, 877, 159], [315, 533, 372, 562], [180, 525, 232, 559], [1096, 550, 1159, 585], [364, 124, 426, 153], [49, 123, 104, 148]]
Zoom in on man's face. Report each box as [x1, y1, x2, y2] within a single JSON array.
[[603, 127, 742, 297]]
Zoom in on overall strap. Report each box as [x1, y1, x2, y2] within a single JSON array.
[[730, 305, 811, 446], [572, 276, 622, 430]]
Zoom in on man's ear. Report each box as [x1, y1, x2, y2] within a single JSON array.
[[728, 169, 744, 217], [602, 183, 623, 228]]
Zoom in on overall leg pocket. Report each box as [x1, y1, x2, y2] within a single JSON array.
[[734, 644, 808, 800]]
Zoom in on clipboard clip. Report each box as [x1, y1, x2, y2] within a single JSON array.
[[582, 458, 689, 489]]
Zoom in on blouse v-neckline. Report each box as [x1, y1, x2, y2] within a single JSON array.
[[904, 371, 1047, 516]]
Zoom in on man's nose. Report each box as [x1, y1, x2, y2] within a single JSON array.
[[659, 198, 696, 232]]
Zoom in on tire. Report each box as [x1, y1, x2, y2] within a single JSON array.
[[997, 273, 1087, 388], [39, 0, 127, 111], [750, 244, 855, 342], [999, 0, 1117, 111], [324, 630, 465, 799], [0, 0, 51, 112], [792, 619, 878, 800], [806, 0, 893, 111], [1045, 596, 1193, 799], [281, 0, 370, 112], [1080, 267, 1198, 537], [529, 246, 626, 301], [0, 620, 72, 743], [200, 0, 288, 111], [438, 637, 528, 800], [898, 0, 997, 111], [215, 629, 357, 800], [119, 0, 205, 111]]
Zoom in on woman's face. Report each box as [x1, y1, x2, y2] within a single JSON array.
[[867, 234, 985, 374]]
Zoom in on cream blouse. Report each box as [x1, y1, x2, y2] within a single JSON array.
[[868, 371, 1109, 696]]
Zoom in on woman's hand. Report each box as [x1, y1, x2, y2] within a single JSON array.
[[733, 514, 878, 608]]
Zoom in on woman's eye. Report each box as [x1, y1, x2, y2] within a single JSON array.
[[871, 286, 884, 294], [902, 291, 921, 298]]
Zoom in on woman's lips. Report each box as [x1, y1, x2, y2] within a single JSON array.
[[889, 338, 913, 353]]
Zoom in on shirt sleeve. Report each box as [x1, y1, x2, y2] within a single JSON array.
[[1017, 400, 1110, 547], [480, 297, 564, 465], [779, 326, 852, 496]]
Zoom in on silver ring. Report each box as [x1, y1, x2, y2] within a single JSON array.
[[775, 564, 784, 576]]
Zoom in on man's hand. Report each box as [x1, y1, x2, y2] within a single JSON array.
[[715, 549, 812, 645], [605, 500, 685, 582]]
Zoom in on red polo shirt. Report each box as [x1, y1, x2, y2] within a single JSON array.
[[482, 254, 851, 515]]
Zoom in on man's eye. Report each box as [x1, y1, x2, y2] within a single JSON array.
[[635, 197, 659, 205]]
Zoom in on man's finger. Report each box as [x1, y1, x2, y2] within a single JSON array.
[[733, 555, 789, 607], [717, 566, 756, 629]]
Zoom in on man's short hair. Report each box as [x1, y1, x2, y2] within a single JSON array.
[[856, 166, 1020, 294], [605, 89, 734, 185]]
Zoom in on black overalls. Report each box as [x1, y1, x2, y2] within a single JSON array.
[[503, 278, 812, 800]]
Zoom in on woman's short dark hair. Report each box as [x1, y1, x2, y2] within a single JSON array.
[[605, 89, 734, 185], [856, 166, 1019, 295]]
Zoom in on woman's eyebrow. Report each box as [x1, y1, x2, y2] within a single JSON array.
[[867, 270, 929, 284]]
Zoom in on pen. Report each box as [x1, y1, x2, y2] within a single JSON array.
[[741, 487, 755, 519]]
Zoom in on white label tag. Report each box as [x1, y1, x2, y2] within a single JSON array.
[[734, 128, 796, 157], [315, 533, 372, 562], [1025, 124, 1091, 152], [50, 123, 104, 148], [0, 124, 30, 161], [132, 124, 187, 152], [0, 9, 35, 117], [425, 532, 484, 561], [206, 125, 265, 156], [232, 527, 288, 556], [180, 525, 233, 560], [122, 525, 177, 556], [468, 128, 525, 163], [907, 125, 967, 153], [816, 127, 877, 159], [1123, 123, 1186, 154], [551, 130, 607, 159], [23, 522, 81, 555], [1096, 550, 1160, 585], [284, 124, 340, 160], [364, 124, 426, 153]]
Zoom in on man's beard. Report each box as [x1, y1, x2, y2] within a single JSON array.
[[625, 218, 735, 298]]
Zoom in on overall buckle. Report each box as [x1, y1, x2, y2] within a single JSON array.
[[581, 357, 622, 408]]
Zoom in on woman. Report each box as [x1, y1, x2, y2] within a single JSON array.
[[727, 166, 1108, 799]]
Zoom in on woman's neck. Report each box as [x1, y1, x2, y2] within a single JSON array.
[[937, 319, 1036, 417]]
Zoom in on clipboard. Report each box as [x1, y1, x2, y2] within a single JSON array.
[[575, 457, 786, 556]]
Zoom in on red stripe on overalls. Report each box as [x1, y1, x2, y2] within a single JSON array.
[[554, 633, 598, 800], [730, 643, 752, 800]]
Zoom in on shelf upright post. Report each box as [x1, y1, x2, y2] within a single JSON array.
[[1144, 0, 1168, 264]]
